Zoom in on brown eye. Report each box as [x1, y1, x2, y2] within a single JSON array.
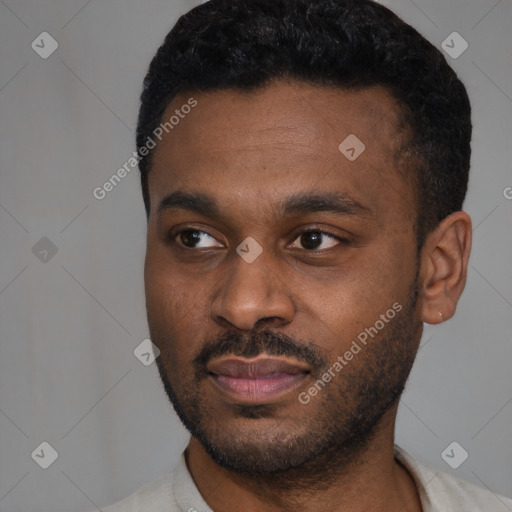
[[175, 229, 222, 248], [290, 230, 342, 251]]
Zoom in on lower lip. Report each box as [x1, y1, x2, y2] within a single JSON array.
[[209, 373, 308, 403]]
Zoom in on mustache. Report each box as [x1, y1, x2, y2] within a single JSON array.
[[193, 330, 328, 377]]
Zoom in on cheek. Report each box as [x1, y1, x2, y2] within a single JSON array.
[[145, 261, 209, 365], [145, 242, 185, 318], [300, 249, 415, 356]]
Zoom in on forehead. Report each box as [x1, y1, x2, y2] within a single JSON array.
[[148, 81, 415, 222]]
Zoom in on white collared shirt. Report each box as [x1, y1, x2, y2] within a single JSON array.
[[102, 445, 512, 511]]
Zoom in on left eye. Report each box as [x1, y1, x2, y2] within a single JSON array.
[[289, 230, 341, 251]]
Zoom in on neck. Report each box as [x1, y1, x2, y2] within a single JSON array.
[[185, 405, 422, 512]]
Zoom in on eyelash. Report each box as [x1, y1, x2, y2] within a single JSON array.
[[169, 227, 349, 252]]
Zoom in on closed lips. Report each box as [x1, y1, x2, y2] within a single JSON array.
[[206, 356, 311, 402], [207, 356, 310, 378]]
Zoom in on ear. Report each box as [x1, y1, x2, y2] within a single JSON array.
[[419, 211, 472, 324]]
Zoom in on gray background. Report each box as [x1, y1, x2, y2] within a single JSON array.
[[0, 0, 511, 510]]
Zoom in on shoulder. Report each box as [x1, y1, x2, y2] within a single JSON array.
[[101, 452, 212, 512], [102, 471, 178, 512], [394, 445, 512, 511]]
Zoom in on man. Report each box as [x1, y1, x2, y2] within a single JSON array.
[[104, 0, 512, 510]]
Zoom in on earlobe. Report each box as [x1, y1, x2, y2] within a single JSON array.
[[419, 211, 472, 324]]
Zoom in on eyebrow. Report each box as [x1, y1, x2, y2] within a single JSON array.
[[157, 190, 373, 218], [158, 191, 219, 217], [283, 192, 373, 217]]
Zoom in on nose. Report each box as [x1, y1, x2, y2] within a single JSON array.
[[210, 247, 295, 331]]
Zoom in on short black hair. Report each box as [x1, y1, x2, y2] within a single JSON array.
[[136, 0, 471, 247]]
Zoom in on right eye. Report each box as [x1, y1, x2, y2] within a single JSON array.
[[172, 228, 224, 249]]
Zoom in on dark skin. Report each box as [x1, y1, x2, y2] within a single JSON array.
[[144, 81, 472, 512]]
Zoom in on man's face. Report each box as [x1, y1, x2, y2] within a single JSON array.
[[144, 81, 424, 475]]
